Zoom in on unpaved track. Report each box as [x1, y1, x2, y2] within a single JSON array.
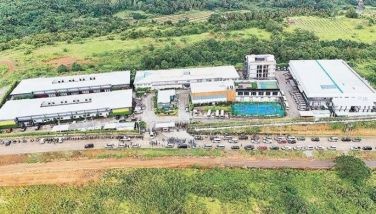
[[1, 157, 376, 186], [0, 157, 340, 186]]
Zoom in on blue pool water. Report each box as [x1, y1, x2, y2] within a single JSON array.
[[231, 102, 285, 117]]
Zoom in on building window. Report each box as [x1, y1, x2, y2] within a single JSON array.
[[238, 92, 244, 96], [258, 92, 264, 96], [266, 92, 271, 96], [244, 92, 249, 96], [251, 92, 257, 96], [272, 91, 278, 96]]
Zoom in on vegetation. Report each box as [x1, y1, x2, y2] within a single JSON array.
[[1, 168, 376, 213], [335, 155, 372, 185]]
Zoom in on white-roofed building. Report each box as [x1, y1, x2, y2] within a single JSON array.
[[10, 71, 131, 99], [245, 54, 276, 80], [190, 81, 235, 105], [0, 90, 133, 126], [157, 89, 176, 109], [134, 66, 239, 90], [289, 59, 376, 117]]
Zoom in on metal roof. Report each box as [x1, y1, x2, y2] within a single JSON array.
[[134, 66, 239, 86], [0, 90, 133, 121], [11, 71, 130, 95], [157, 90, 175, 103], [190, 81, 234, 93], [289, 60, 376, 98]]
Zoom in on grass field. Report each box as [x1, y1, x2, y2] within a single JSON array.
[[0, 27, 270, 86], [0, 168, 375, 213], [153, 10, 214, 23], [286, 16, 376, 43]]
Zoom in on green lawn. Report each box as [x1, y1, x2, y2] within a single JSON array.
[[1, 168, 375, 213], [286, 16, 376, 43]]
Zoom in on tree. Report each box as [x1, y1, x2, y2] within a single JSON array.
[[345, 7, 359, 18], [71, 62, 83, 71], [335, 155, 371, 184], [57, 64, 69, 73]]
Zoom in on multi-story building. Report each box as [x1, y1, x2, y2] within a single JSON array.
[[235, 80, 281, 102], [245, 54, 276, 80]]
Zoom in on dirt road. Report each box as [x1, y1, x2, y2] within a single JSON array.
[[1, 157, 376, 186], [0, 157, 334, 186]]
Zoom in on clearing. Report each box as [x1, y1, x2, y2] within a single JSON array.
[[286, 16, 376, 43]]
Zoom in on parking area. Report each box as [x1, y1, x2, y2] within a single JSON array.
[[2, 131, 376, 155], [137, 90, 191, 129], [275, 70, 305, 117]]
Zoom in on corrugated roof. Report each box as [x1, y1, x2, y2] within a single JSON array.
[[0, 90, 133, 121], [157, 90, 175, 103], [190, 81, 234, 93], [134, 66, 239, 86], [11, 71, 130, 95], [289, 59, 376, 98]]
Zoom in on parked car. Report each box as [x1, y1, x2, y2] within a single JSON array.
[[311, 137, 320, 142], [293, 146, 304, 151], [351, 146, 361, 151], [281, 146, 292, 150], [277, 139, 288, 144], [118, 142, 126, 148], [239, 135, 248, 140], [327, 146, 337, 150], [257, 146, 268, 151], [362, 146, 372, 151], [228, 139, 238, 144], [264, 139, 273, 144], [4, 140, 11, 146], [270, 146, 280, 150], [131, 144, 141, 148], [223, 135, 232, 140], [194, 135, 203, 140], [328, 137, 338, 142], [341, 137, 352, 142], [287, 139, 297, 144], [231, 145, 240, 150], [297, 136, 306, 141], [305, 146, 314, 150], [352, 137, 362, 142], [177, 144, 188, 149], [315, 146, 325, 150], [105, 144, 114, 149], [244, 145, 255, 150], [84, 143, 94, 149], [216, 144, 225, 149], [165, 144, 174, 148], [204, 144, 213, 149]]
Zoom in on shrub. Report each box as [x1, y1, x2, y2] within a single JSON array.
[[71, 62, 82, 71], [335, 155, 371, 185], [57, 64, 69, 73]]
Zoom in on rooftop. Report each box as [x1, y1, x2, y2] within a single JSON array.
[[11, 71, 131, 95], [190, 81, 234, 93], [289, 60, 376, 98], [134, 66, 239, 85], [235, 80, 279, 90], [157, 90, 176, 103], [246, 54, 276, 63], [0, 90, 133, 121]]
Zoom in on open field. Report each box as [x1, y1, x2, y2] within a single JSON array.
[[0, 27, 270, 86], [0, 167, 376, 213], [153, 10, 214, 23], [286, 16, 376, 43]]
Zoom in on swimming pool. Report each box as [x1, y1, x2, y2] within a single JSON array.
[[231, 102, 285, 117]]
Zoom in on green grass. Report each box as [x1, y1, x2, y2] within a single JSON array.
[[1, 168, 376, 213], [0, 27, 270, 87], [286, 16, 376, 43], [153, 10, 214, 23]]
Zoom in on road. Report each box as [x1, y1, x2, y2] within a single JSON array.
[[1, 157, 376, 186]]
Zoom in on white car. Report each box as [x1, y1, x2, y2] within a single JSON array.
[[118, 142, 126, 148], [328, 137, 338, 142], [351, 146, 361, 151], [305, 146, 314, 150], [293, 146, 303, 150], [216, 144, 225, 149], [204, 144, 213, 149], [281, 146, 292, 150], [327, 146, 337, 150], [315, 146, 325, 150]]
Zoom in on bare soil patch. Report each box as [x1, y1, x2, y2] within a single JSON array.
[[0, 59, 15, 72]]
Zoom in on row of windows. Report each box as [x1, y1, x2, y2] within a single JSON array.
[[53, 77, 96, 84], [237, 91, 279, 96]]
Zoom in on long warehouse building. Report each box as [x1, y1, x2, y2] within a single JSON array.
[[134, 66, 240, 90], [0, 90, 133, 126], [289, 59, 376, 117], [10, 71, 131, 99]]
